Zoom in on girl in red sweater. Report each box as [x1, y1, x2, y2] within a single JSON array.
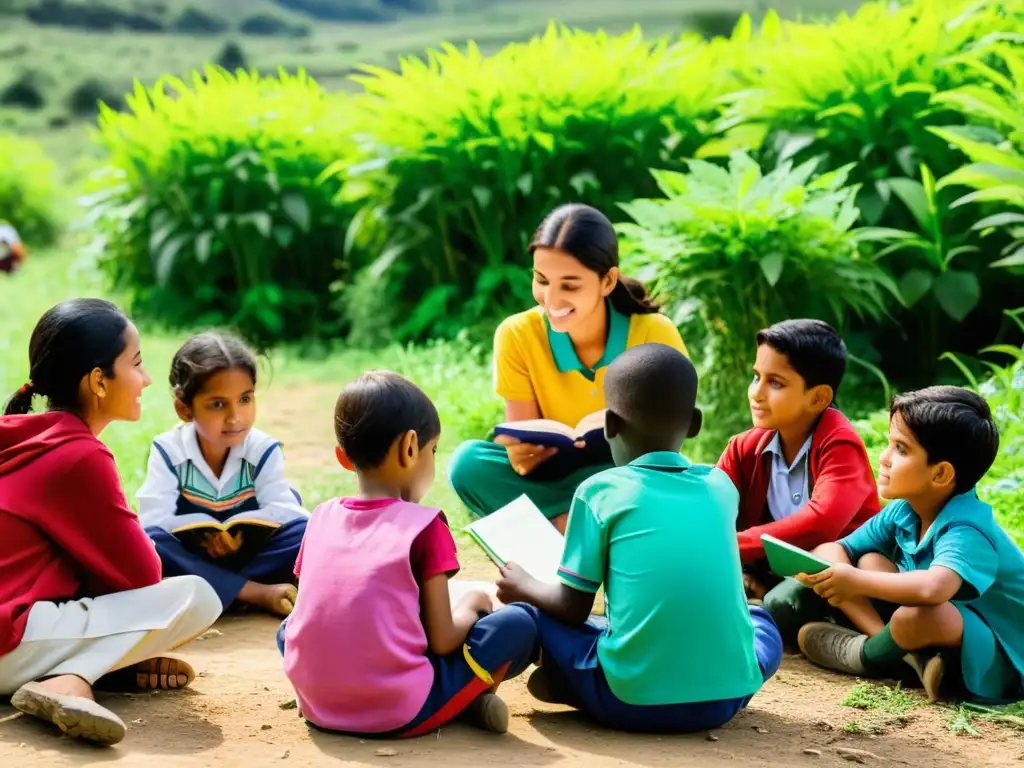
[[0, 299, 222, 746]]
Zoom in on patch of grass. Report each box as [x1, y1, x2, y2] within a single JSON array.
[[947, 705, 981, 737], [841, 682, 923, 733], [956, 702, 1024, 735]]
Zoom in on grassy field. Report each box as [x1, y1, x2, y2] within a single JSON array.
[[2, 246, 1022, 548], [0, 0, 860, 170]]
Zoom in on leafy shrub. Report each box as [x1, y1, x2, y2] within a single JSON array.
[[86, 68, 358, 345], [26, 0, 165, 31], [0, 69, 49, 109], [216, 41, 248, 72], [332, 26, 738, 340], [240, 14, 308, 37], [272, 0, 394, 23], [618, 152, 899, 448], [67, 77, 126, 117], [0, 134, 62, 246]]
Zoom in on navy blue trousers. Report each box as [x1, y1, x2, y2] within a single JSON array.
[[147, 517, 306, 609], [527, 605, 783, 733], [277, 603, 539, 737]]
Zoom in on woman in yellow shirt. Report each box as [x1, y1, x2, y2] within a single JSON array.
[[448, 204, 687, 532]]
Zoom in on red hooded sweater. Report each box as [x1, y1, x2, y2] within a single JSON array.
[[717, 408, 881, 564], [0, 412, 161, 655]]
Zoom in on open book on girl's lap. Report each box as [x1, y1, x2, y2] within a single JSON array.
[[493, 411, 611, 479]]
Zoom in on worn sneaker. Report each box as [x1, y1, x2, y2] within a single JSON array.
[[903, 651, 945, 702], [460, 693, 509, 734], [798, 622, 869, 676]]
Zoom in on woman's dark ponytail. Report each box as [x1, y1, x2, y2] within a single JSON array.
[[529, 203, 661, 316], [4, 382, 36, 416], [609, 275, 660, 316], [3, 298, 130, 418]]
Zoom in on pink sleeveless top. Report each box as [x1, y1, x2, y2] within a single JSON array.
[[282, 497, 441, 732]]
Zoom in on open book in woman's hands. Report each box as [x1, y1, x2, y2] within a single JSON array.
[[493, 410, 606, 450], [492, 410, 611, 479]]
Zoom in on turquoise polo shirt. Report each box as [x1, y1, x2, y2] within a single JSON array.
[[558, 452, 764, 705], [840, 492, 1024, 701]]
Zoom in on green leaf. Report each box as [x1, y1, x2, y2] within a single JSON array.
[[979, 344, 1024, 364], [195, 231, 213, 264], [973, 213, 1024, 230], [898, 268, 934, 307], [991, 247, 1024, 269], [933, 270, 981, 321], [759, 252, 785, 286], [886, 178, 933, 233], [155, 234, 190, 284], [282, 194, 310, 233], [273, 226, 295, 248]]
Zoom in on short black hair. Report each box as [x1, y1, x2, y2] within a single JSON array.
[[605, 343, 698, 436], [170, 331, 258, 405], [756, 319, 846, 399], [334, 371, 441, 469], [890, 386, 999, 494]]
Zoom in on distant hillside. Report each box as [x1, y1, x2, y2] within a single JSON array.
[[0, 0, 859, 168]]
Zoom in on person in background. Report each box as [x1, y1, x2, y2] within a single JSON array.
[[0, 221, 27, 274], [496, 343, 782, 733], [138, 332, 308, 617], [717, 319, 879, 600], [0, 299, 221, 746], [773, 387, 1023, 704], [448, 203, 688, 532]]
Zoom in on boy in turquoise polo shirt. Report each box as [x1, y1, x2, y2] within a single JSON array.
[[787, 386, 1024, 703], [496, 343, 783, 732]]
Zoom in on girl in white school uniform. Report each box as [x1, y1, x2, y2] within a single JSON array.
[[138, 331, 308, 617]]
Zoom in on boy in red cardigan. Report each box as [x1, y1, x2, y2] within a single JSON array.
[[717, 320, 880, 603]]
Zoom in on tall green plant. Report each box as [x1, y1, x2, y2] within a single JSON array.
[[328, 26, 738, 341], [86, 67, 358, 345], [618, 152, 900, 449], [0, 134, 62, 247]]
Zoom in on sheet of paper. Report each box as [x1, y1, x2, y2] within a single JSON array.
[[465, 494, 564, 583]]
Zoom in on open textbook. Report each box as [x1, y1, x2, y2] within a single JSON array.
[[761, 534, 832, 578], [465, 495, 564, 584]]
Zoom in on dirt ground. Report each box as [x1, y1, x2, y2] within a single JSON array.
[[2, 385, 1022, 767]]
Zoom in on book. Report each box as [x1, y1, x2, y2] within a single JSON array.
[[174, 521, 278, 562], [464, 494, 564, 584], [492, 411, 611, 480], [493, 410, 606, 450], [761, 534, 832, 578]]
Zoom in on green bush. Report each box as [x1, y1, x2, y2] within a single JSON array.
[[86, 67, 358, 345], [0, 134, 62, 246], [617, 151, 899, 448], [330, 26, 738, 341]]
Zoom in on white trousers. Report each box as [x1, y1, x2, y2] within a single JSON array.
[[0, 576, 221, 695]]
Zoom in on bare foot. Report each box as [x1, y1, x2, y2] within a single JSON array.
[[95, 657, 196, 692], [238, 581, 297, 616]]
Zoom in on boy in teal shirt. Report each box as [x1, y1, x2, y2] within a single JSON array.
[[779, 386, 1024, 703], [496, 343, 783, 732]]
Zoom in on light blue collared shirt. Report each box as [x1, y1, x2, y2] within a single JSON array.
[[762, 433, 813, 521]]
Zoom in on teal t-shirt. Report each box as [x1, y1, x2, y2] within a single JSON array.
[[558, 452, 764, 706], [840, 492, 1024, 701]]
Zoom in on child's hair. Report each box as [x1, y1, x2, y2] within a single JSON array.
[[334, 371, 441, 469], [4, 298, 130, 416], [756, 319, 846, 401], [605, 343, 699, 436], [890, 386, 999, 494], [169, 331, 258, 405], [529, 203, 661, 316]]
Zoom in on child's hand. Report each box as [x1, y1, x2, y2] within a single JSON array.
[[797, 563, 863, 605], [494, 435, 558, 476], [456, 589, 495, 617], [495, 562, 538, 605], [204, 530, 244, 558]]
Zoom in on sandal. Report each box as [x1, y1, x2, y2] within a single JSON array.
[[11, 681, 127, 746], [95, 656, 196, 692]]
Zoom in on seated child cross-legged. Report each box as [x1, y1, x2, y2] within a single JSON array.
[[138, 332, 309, 616], [766, 386, 1024, 703], [496, 343, 783, 733], [279, 371, 539, 737], [717, 320, 880, 600]]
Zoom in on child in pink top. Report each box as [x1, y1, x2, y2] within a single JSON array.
[[279, 371, 538, 736]]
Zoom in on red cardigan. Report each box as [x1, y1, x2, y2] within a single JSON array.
[[0, 412, 162, 655], [717, 408, 881, 564]]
